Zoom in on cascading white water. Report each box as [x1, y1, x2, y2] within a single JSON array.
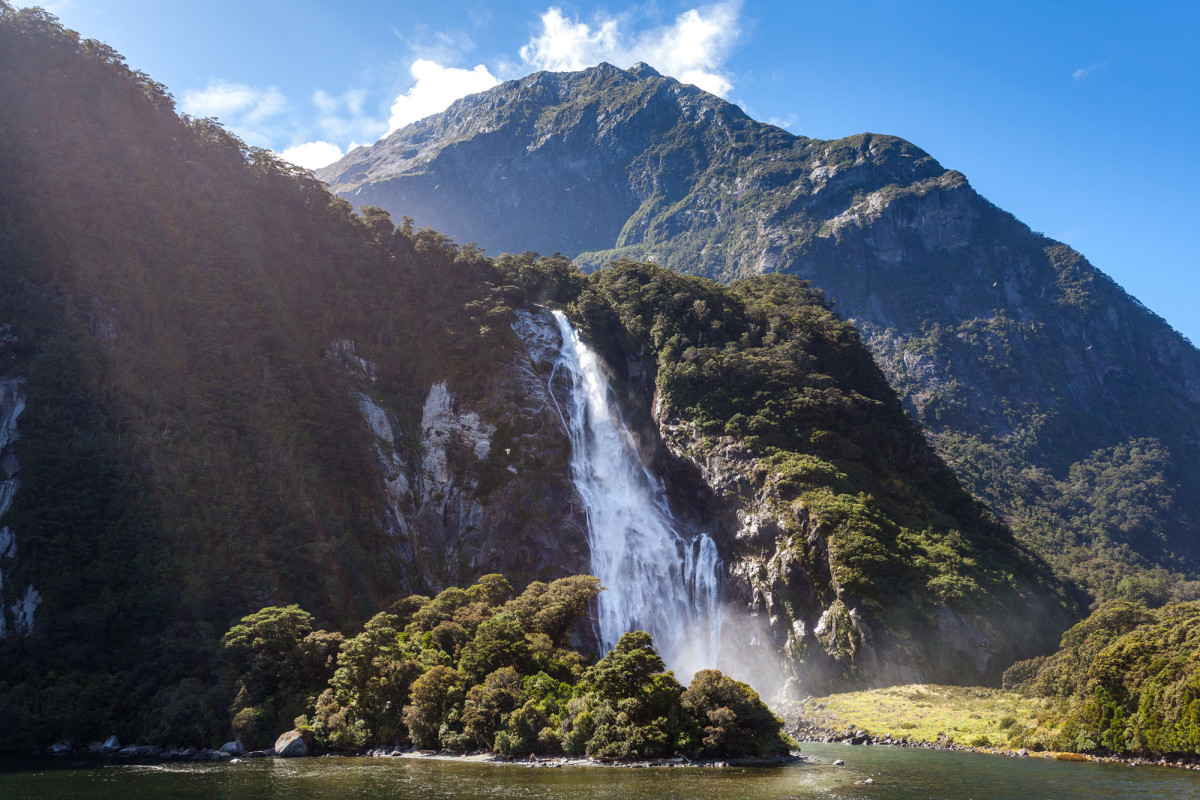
[[549, 310, 722, 680]]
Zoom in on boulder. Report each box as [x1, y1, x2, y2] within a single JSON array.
[[102, 735, 120, 752], [219, 740, 246, 756], [48, 740, 72, 755], [274, 730, 308, 758]]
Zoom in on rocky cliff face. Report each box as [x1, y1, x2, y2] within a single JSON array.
[[320, 64, 1200, 594], [0, 329, 39, 641], [330, 308, 590, 594], [653, 405, 1050, 695]]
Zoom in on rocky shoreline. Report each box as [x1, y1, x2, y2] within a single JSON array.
[[787, 720, 1200, 772], [14, 730, 807, 770], [360, 746, 808, 769], [19, 722, 1200, 773], [21, 735, 275, 764]]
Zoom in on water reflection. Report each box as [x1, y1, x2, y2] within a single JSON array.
[[2, 744, 1199, 800]]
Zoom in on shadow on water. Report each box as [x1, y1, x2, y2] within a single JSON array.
[[2, 745, 1199, 800]]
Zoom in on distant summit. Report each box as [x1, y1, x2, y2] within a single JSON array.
[[320, 63, 1200, 599], [627, 62, 661, 78]]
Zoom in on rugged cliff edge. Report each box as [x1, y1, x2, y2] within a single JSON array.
[[320, 63, 1200, 600]]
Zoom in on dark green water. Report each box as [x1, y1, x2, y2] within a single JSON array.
[[2, 744, 1198, 799]]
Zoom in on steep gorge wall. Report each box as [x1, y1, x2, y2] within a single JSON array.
[[0, 366, 39, 640], [331, 308, 591, 594]]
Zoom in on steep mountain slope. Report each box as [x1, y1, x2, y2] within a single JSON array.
[[552, 258, 1071, 693], [0, 6, 589, 745], [0, 6, 1068, 746], [320, 64, 1200, 601]]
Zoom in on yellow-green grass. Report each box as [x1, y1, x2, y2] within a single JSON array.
[[795, 684, 1070, 751]]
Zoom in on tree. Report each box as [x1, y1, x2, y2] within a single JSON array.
[[504, 574, 602, 646], [458, 613, 532, 684], [403, 665, 461, 748], [221, 605, 314, 702], [221, 605, 335, 747], [323, 612, 421, 745], [469, 573, 514, 607], [680, 669, 792, 757], [582, 631, 665, 701], [573, 631, 687, 759], [461, 666, 524, 750]]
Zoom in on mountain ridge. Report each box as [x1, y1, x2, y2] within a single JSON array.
[[0, 6, 1080, 747], [319, 63, 1200, 602]]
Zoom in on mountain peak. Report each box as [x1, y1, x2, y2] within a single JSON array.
[[317, 61, 1200, 603], [627, 62, 661, 79]]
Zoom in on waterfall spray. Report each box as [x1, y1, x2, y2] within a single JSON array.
[[549, 310, 722, 681]]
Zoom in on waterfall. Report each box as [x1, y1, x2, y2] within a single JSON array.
[[549, 310, 722, 680]]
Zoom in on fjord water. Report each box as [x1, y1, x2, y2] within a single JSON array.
[[4, 746, 1199, 800], [549, 310, 723, 680]]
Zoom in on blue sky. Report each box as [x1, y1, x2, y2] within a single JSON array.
[[32, 1, 1200, 345]]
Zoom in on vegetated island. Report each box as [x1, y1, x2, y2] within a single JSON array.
[[783, 599, 1200, 770], [108, 573, 795, 765]]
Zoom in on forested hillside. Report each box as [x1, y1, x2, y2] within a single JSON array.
[[0, 5, 1069, 749], [321, 64, 1200, 604], [1003, 600, 1200, 756], [0, 4, 545, 745]]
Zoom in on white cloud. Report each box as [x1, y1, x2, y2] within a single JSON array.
[[386, 59, 500, 134], [181, 80, 286, 123], [392, 23, 478, 67], [180, 80, 288, 146], [519, 2, 743, 97], [768, 114, 798, 132], [277, 140, 346, 170], [519, 8, 621, 72], [313, 88, 385, 143], [1073, 61, 1110, 81]]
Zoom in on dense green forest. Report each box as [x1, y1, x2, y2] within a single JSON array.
[[223, 573, 793, 759], [900, 321, 1200, 606], [1003, 600, 1200, 756]]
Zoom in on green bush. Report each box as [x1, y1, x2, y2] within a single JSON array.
[[403, 665, 461, 748]]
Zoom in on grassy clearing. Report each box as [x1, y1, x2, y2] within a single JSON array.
[[794, 684, 1069, 751]]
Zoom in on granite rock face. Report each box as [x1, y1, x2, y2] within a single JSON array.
[[0, 372, 38, 640], [654, 407, 1038, 695], [330, 307, 589, 593]]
